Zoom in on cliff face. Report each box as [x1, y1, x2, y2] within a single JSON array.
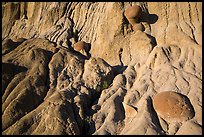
[[2, 2, 202, 135]]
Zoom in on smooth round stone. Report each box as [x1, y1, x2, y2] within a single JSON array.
[[152, 91, 195, 123]]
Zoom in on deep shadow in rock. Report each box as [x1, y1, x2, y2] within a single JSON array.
[[112, 65, 128, 76], [66, 39, 73, 49], [2, 38, 27, 55], [72, 50, 91, 60], [73, 29, 79, 43], [139, 10, 158, 47], [2, 63, 28, 77], [112, 95, 126, 122], [2, 62, 28, 96], [87, 119, 96, 135], [146, 33, 157, 47], [140, 11, 158, 24], [147, 96, 166, 135]]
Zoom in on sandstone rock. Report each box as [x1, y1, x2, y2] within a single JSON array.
[[112, 74, 126, 88], [123, 65, 136, 89], [176, 120, 202, 135], [2, 2, 202, 135], [2, 2, 20, 39], [120, 96, 165, 135], [73, 41, 91, 57], [83, 57, 114, 92], [124, 5, 142, 24], [124, 5, 145, 32], [13, 37, 27, 43], [132, 23, 145, 32], [2, 89, 81, 135], [2, 39, 56, 131], [123, 90, 140, 106], [122, 102, 138, 118], [152, 91, 195, 123]]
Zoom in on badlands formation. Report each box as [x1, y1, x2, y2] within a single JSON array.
[[2, 2, 202, 135]]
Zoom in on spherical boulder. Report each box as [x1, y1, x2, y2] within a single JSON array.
[[152, 91, 195, 123], [124, 5, 142, 25], [73, 41, 90, 53]]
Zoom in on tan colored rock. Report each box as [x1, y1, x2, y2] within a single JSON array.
[[83, 57, 114, 91], [132, 23, 145, 32], [124, 5, 142, 25], [1, 2, 202, 135], [2, 2, 20, 39], [73, 41, 90, 52], [13, 37, 27, 43], [122, 102, 137, 118], [73, 41, 91, 56], [152, 91, 195, 123], [124, 5, 145, 32], [2, 39, 56, 131], [123, 90, 140, 107], [176, 120, 202, 135], [2, 90, 81, 135]]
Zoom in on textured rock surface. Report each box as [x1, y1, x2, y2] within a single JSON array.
[[2, 2, 202, 135]]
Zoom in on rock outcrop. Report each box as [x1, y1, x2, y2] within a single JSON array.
[[2, 2, 202, 135]]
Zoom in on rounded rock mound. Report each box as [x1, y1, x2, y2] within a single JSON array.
[[152, 91, 195, 123], [124, 5, 142, 25], [73, 41, 90, 53]]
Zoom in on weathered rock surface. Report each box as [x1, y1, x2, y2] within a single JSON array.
[[2, 2, 202, 135]]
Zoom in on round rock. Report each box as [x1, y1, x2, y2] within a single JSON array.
[[124, 5, 142, 24], [152, 91, 195, 123], [73, 41, 90, 53]]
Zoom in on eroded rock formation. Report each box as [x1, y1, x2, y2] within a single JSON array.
[[2, 2, 202, 135]]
